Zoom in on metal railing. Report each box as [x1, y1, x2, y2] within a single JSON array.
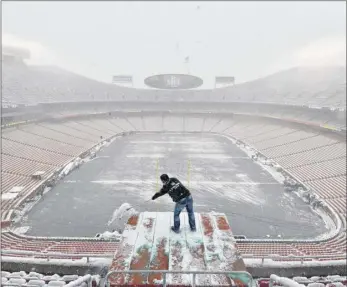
[[105, 270, 253, 287], [242, 253, 347, 264], [65, 274, 92, 287], [269, 274, 303, 287], [1, 249, 113, 263], [2, 249, 345, 266]]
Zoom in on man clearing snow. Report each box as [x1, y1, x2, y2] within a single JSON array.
[[152, 174, 196, 233]]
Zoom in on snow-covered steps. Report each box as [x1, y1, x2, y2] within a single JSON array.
[[200, 212, 247, 285], [108, 212, 245, 287], [128, 212, 157, 285], [169, 213, 189, 285], [182, 212, 211, 286], [208, 213, 248, 284], [148, 212, 171, 285], [201, 212, 232, 285], [109, 214, 139, 286]]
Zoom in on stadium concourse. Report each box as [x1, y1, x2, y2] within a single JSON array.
[[1, 61, 346, 284]]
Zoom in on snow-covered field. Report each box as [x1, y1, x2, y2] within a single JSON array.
[[14, 133, 332, 240]]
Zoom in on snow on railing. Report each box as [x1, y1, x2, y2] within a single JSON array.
[[2, 249, 345, 263], [269, 274, 304, 287], [1, 275, 93, 287], [242, 253, 347, 264], [65, 274, 92, 287], [1, 249, 113, 263], [105, 270, 254, 287]]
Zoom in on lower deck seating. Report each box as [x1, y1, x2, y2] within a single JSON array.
[[1, 231, 119, 255], [1, 115, 346, 265], [1, 271, 101, 287], [257, 275, 347, 287]]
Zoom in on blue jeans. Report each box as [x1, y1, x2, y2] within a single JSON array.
[[173, 195, 196, 231]]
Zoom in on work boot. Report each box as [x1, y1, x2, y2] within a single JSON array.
[[171, 226, 180, 233]]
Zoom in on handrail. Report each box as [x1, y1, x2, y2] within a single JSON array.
[[105, 270, 253, 287], [2, 248, 345, 263], [269, 274, 303, 287], [243, 253, 346, 265], [1, 249, 113, 263], [65, 274, 92, 287]]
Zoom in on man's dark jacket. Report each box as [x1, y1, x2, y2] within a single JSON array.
[[152, 177, 191, 202]]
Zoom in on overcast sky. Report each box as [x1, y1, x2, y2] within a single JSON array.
[[2, 1, 346, 88]]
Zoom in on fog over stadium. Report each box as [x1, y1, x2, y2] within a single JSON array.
[[2, 1, 346, 87], [1, 1, 347, 285]]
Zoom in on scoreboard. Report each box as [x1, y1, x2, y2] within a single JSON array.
[[144, 74, 203, 90]]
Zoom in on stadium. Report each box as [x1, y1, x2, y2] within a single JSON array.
[[1, 43, 346, 287]]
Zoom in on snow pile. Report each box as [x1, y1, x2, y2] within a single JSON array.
[[107, 202, 138, 232], [59, 157, 82, 178], [230, 137, 288, 184], [11, 226, 30, 234], [326, 275, 347, 282], [92, 137, 116, 153], [11, 186, 52, 225], [12, 192, 43, 224], [254, 156, 286, 184], [270, 274, 304, 287], [1, 271, 104, 286], [294, 188, 325, 209], [259, 275, 347, 286], [292, 187, 339, 240], [94, 203, 138, 239], [82, 137, 117, 163], [91, 275, 101, 287], [95, 230, 121, 240], [59, 138, 116, 176]]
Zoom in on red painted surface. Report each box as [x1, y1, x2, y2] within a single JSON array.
[[1, 220, 12, 228], [128, 247, 150, 285], [148, 238, 169, 284], [128, 215, 139, 226], [169, 240, 185, 284], [216, 215, 230, 231], [128, 217, 155, 285], [109, 215, 140, 287], [200, 213, 234, 285], [201, 214, 213, 236]]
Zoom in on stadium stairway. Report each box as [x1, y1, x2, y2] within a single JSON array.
[[108, 212, 247, 286]]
